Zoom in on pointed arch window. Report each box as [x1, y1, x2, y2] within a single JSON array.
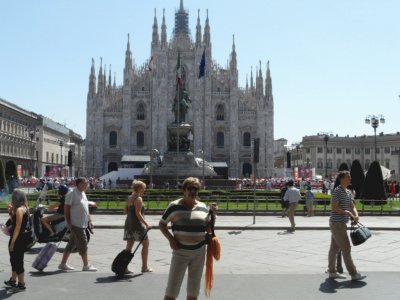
[[216, 104, 225, 121], [137, 131, 144, 147], [243, 132, 251, 147], [109, 131, 117, 148], [216, 132, 224, 148], [137, 103, 145, 120]]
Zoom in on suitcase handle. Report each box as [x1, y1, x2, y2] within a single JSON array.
[[132, 229, 149, 255]]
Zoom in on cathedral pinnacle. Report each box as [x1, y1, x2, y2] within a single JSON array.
[[152, 8, 160, 48], [203, 9, 210, 46], [195, 9, 202, 48], [161, 8, 167, 48], [173, 0, 190, 37]]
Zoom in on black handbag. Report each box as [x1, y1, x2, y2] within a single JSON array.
[[350, 222, 371, 246]]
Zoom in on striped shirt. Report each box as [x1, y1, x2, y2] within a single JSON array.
[[330, 185, 351, 223], [160, 198, 210, 250]]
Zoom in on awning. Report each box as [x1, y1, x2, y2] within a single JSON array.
[[208, 162, 228, 168], [121, 155, 150, 162]]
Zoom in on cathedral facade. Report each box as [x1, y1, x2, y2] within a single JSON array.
[[85, 0, 274, 178]]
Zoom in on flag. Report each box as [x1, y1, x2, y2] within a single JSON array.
[[176, 52, 182, 86], [148, 56, 154, 71], [198, 49, 205, 78]]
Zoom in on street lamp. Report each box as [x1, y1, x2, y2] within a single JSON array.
[[26, 127, 39, 177], [365, 115, 385, 161], [323, 135, 329, 179], [57, 139, 65, 177]]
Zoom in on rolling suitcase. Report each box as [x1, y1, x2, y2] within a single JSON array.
[[112, 229, 149, 278], [32, 242, 58, 271], [32, 230, 68, 271]]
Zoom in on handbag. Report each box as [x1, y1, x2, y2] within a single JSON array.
[[350, 222, 371, 246]]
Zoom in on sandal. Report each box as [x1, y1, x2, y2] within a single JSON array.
[[4, 278, 16, 288], [141, 268, 153, 273]]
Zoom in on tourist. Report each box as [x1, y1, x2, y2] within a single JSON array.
[[283, 180, 301, 232], [327, 171, 364, 280], [123, 180, 152, 273]]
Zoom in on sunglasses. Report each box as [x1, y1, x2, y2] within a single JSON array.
[[187, 186, 199, 192]]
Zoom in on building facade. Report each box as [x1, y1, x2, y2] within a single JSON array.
[[0, 98, 41, 177], [301, 133, 400, 180], [85, 0, 274, 178], [0, 97, 84, 179]]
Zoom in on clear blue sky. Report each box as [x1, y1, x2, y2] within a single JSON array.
[[1, 0, 399, 144]]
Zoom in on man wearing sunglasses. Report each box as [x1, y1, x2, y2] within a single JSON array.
[[160, 177, 214, 300]]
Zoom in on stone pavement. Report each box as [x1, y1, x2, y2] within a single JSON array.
[[0, 214, 400, 299]]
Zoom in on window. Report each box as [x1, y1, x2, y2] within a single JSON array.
[[336, 159, 342, 169], [137, 131, 144, 147], [346, 148, 351, 154], [327, 159, 333, 168], [216, 104, 224, 121], [327, 147, 332, 154], [56, 154, 59, 164], [216, 132, 224, 148], [137, 103, 145, 120], [355, 148, 361, 154], [242, 163, 252, 177], [385, 160, 390, 169], [346, 159, 351, 169], [317, 160, 323, 169], [46, 152, 49, 162], [243, 132, 251, 147], [109, 131, 117, 148], [365, 148, 370, 155], [376, 147, 380, 154], [317, 147, 323, 153], [336, 148, 342, 154], [384, 147, 390, 154], [305, 148, 310, 154]]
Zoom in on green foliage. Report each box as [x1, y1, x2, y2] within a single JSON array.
[[351, 159, 365, 199], [362, 161, 387, 203], [0, 160, 6, 190]]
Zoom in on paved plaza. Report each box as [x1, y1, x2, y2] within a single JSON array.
[[1, 214, 399, 299]]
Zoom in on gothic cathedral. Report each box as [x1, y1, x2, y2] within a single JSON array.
[[85, 0, 274, 178]]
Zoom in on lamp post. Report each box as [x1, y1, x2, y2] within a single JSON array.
[[323, 135, 329, 179], [57, 139, 64, 177], [365, 115, 385, 161], [26, 128, 39, 177]]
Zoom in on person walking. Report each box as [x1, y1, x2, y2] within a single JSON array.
[[123, 180, 152, 273], [4, 190, 30, 292], [280, 183, 289, 218], [159, 177, 216, 300], [283, 180, 301, 232], [305, 185, 315, 217], [327, 170, 364, 280], [58, 177, 97, 272]]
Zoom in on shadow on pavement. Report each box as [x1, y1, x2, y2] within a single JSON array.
[[29, 270, 65, 276], [95, 273, 143, 284], [319, 278, 367, 293]]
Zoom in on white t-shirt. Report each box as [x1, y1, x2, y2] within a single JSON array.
[[65, 187, 89, 228]]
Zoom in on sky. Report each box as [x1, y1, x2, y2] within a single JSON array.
[[1, 0, 399, 145]]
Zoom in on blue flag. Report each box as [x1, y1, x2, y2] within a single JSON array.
[[198, 49, 205, 78]]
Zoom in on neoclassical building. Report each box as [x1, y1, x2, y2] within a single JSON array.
[[85, 0, 274, 178]]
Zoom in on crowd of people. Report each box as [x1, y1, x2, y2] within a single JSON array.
[[3, 176, 219, 299]]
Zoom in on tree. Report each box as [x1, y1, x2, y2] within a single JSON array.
[[0, 160, 6, 191], [350, 160, 365, 199], [333, 163, 350, 190], [362, 161, 387, 204], [5, 160, 17, 180]]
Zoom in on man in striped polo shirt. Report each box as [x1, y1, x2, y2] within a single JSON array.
[[328, 171, 364, 281], [159, 177, 212, 300]]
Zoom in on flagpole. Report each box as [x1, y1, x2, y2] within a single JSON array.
[[202, 65, 205, 189], [149, 57, 153, 189], [176, 53, 181, 187]]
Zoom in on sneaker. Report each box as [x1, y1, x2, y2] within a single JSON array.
[[329, 272, 346, 279], [12, 283, 26, 292], [351, 272, 366, 281], [4, 278, 16, 288], [82, 264, 97, 272], [58, 263, 75, 271]]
